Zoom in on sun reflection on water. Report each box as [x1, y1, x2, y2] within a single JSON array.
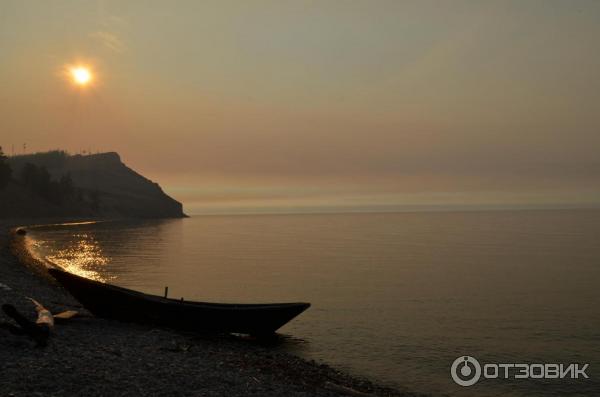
[[44, 233, 112, 282]]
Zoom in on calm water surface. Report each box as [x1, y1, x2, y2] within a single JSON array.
[[28, 210, 600, 396]]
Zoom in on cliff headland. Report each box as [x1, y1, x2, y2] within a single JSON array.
[[0, 151, 185, 219]]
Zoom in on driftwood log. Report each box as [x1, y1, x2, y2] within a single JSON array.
[[1, 303, 50, 347], [1, 299, 78, 347]]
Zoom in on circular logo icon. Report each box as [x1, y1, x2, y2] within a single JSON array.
[[451, 356, 481, 387]]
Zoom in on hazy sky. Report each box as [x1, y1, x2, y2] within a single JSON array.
[[1, 1, 599, 213]]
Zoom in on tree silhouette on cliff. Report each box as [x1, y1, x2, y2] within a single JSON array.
[[0, 146, 12, 190], [19, 163, 77, 205]]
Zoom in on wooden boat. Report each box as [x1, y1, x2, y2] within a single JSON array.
[[48, 268, 310, 335]]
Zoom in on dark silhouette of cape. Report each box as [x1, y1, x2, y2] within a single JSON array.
[[0, 151, 186, 219]]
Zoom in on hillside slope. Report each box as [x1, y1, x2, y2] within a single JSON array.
[[4, 151, 185, 219]]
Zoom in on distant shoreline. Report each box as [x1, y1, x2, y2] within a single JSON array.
[[0, 219, 415, 397]]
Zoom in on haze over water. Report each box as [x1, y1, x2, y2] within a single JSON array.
[[29, 209, 600, 397], [3, 1, 600, 213]]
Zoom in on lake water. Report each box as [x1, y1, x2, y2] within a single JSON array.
[[28, 210, 600, 396]]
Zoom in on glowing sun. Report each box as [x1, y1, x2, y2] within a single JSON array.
[[70, 66, 93, 86]]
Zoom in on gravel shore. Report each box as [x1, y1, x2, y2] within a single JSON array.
[[0, 221, 417, 397]]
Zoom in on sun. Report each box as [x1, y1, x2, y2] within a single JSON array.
[[70, 66, 93, 86]]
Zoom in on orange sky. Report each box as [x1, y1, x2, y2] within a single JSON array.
[[1, 1, 599, 214]]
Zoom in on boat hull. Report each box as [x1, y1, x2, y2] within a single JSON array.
[[48, 268, 310, 335]]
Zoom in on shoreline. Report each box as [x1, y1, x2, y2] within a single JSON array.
[[0, 219, 418, 397]]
